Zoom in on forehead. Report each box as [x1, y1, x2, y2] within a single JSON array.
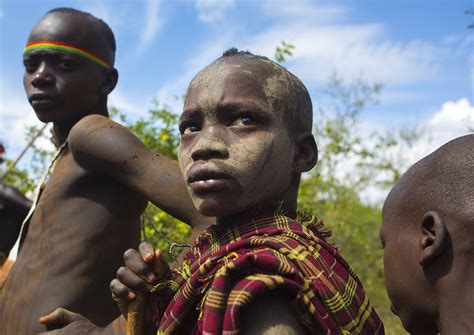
[[28, 12, 108, 58], [185, 58, 291, 115]]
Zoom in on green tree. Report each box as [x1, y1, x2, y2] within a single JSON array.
[[297, 75, 421, 334]]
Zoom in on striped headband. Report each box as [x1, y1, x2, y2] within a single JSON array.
[[24, 41, 111, 69]]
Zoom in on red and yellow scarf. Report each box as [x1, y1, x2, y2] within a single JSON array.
[[152, 214, 384, 334]]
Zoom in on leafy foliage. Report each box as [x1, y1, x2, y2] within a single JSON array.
[[275, 41, 295, 63], [298, 75, 417, 334]]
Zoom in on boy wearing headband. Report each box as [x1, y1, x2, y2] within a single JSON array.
[[0, 8, 210, 334]]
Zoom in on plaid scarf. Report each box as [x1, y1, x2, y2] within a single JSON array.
[[152, 214, 384, 335]]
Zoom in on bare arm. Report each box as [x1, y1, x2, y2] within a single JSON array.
[[38, 310, 128, 335], [68, 114, 212, 228], [241, 292, 308, 335]]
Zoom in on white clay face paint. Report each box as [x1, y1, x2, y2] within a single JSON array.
[[179, 59, 296, 216]]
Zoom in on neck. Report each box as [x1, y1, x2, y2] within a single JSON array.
[[437, 259, 474, 334], [216, 200, 297, 226], [52, 123, 72, 146], [53, 107, 108, 146]]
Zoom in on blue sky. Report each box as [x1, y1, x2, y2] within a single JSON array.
[[0, 0, 473, 170]]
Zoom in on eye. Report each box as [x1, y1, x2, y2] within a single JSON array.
[[23, 59, 38, 73], [231, 113, 257, 127], [179, 122, 201, 135], [57, 57, 78, 71]]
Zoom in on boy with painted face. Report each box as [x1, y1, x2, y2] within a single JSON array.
[[380, 134, 474, 335], [0, 8, 210, 334], [110, 49, 385, 334]]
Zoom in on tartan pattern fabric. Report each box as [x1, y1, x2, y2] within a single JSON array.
[[152, 214, 385, 334]]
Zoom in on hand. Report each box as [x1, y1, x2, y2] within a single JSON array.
[[38, 308, 102, 335], [0, 183, 32, 214], [110, 242, 170, 319]]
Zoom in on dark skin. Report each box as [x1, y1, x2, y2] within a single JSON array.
[[110, 57, 318, 334], [0, 11, 211, 334], [380, 134, 474, 335]]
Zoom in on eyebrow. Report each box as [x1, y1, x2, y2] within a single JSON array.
[[179, 109, 201, 123], [217, 102, 271, 117]]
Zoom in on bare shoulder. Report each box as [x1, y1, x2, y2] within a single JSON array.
[[69, 114, 129, 150], [68, 114, 146, 171], [240, 291, 308, 335]]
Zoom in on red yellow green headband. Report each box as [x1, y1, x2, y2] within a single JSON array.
[[24, 41, 111, 69]]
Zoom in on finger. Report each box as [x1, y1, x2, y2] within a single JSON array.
[[138, 242, 156, 263], [123, 249, 156, 283], [38, 308, 78, 326], [154, 249, 170, 275], [110, 278, 136, 302], [117, 266, 154, 291]]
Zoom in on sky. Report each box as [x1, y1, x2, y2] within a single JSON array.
[[0, 0, 473, 177]]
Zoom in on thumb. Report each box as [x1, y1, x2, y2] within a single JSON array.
[[38, 308, 81, 326], [153, 248, 170, 275]]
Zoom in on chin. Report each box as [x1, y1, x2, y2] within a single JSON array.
[[33, 110, 57, 123], [400, 312, 438, 335]]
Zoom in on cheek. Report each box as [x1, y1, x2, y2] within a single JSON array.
[[231, 131, 293, 198], [228, 133, 273, 188], [178, 140, 194, 178]]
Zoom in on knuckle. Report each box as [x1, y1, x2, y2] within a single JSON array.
[[110, 279, 118, 290], [117, 266, 127, 278], [123, 248, 135, 261]]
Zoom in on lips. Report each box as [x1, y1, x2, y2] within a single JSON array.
[[186, 164, 233, 193], [29, 92, 58, 109]]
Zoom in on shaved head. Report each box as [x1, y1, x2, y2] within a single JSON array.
[[384, 134, 474, 230], [187, 49, 313, 136]]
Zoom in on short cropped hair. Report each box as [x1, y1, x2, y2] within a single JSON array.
[[47, 7, 116, 53], [219, 48, 313, 135]]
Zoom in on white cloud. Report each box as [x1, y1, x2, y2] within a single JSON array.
[[155, 32, 234, 112], [0, 83, 53, 170], [195, 0, 235, 23], [241, 22, 441, 88], [108, 90, 147, 119], [360, 98, 474, 203], [139, 0, 164, 52], [0, 8, 4, 19], [425, 98, 474, 146], [149, 0, 466, 113], [393, 98, 474, 165], [261, 0, 346, 23]]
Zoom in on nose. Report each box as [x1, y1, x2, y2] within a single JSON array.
[[191, 132, 229, 161], [31, 62, 55, 88]]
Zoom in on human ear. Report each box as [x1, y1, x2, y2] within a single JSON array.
[[292, 133, 318, 173], [419, 211, 448, 266], [100, 68, 118, 95]]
